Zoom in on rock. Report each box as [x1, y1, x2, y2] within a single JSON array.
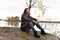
[[0, 27, 59, 40]]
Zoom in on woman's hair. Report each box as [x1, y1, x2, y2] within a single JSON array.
[[23, 8, 29, 15]]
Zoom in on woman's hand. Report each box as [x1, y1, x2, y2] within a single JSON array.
[[35, 19, 40, 23], [36, 20, 40, 23]]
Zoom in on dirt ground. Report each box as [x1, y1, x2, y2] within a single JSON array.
[[0, 27, 59, 40]]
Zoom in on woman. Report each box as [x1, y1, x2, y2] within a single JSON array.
[[21, 8, 47, 38]]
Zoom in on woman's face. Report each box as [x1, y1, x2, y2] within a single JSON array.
[[26, 9, 30, 14]]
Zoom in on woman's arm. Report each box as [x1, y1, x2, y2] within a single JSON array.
[[22, 15, 33, 22], [29, 16, 40, 24], [29, 16, 37, 21]]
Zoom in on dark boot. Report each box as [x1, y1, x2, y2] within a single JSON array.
[[41, 30, 47, 35], [34, 31, 40, 38]]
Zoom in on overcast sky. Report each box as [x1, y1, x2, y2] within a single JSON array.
[[0, 0, 60, 20]]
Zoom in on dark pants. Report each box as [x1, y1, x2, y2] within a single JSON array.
[[21, 21, 45, 35]]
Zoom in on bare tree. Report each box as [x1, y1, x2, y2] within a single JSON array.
[[37, 0, 47, 17], [25, 0, 47, 17], [26, 0, 37, 9]]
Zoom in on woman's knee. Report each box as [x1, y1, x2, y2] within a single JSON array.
[[28, 22, 33, 26]]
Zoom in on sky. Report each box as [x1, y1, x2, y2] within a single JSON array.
[[0, 0, 25, 19], [43, 0, 60, 18], [0, 0, 60, 20]]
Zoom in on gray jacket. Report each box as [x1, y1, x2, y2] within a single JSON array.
[[21, 15, 37, 29]]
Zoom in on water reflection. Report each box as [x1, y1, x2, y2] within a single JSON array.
[[7, 16, 20, 27]]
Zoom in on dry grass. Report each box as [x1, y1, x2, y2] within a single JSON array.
[[0, 27, 59, 40]]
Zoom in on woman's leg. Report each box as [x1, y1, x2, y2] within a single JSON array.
[[21, 22, 35, 32], [28, 22, 40, 37], [34, 23, 47, 35]]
